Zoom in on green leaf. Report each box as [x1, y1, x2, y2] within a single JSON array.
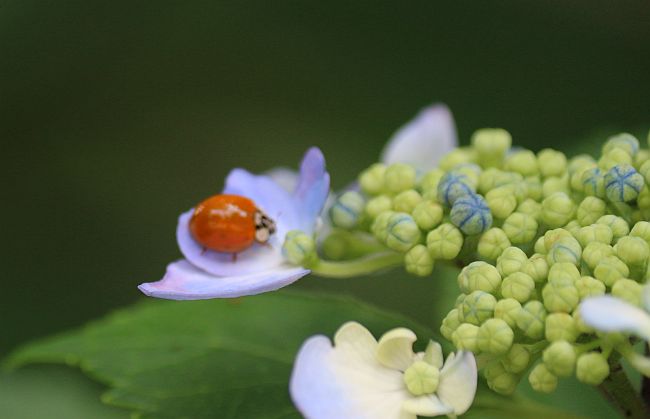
[[5, 291, 435, 418]]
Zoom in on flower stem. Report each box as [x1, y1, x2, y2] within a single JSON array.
[[310, 252, 404, 278], [598, 359, 650, 419]]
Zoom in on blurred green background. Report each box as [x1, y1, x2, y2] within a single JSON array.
[[2, 0, 650, 364]]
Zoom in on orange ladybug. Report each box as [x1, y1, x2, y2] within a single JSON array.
[[189, 194, 276, 254]]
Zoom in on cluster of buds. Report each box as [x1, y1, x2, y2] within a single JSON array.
[[320, 128, 650, 395]]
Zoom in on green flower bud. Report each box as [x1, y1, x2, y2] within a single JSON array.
[[477, 318, 514, 355], [501, 272, 535, 303], [542, 175, 570, 198], [597, 215, 629, 243], [523, 254, 549, 283], [594, 255, 629, 287], [462, 261, 502, 293], [543, 341, 576, 377], [600, 148, 633, 171], [439, 148, 476, 172], [517, 301, 547, 339], [534, 236, 547, 254], [517, 198, 542, 219], [538, 148, 567, 178], [478, 168, 503, 194], [503, 212, 538, 245], [615, 235, 650, 267], [504, 149, 539, 176], [497, 246, 528, 277], [282, 230, 317, 266], [525, 176, 544, 202], [635, 149, 650, 169], [576, 196, 607, 226], [451, 163, 482, 188], [529, 363, 558, 393], [393, 189, 423, 213], [548, 262, 580, 284], [502, 344, 531, 374], [543, 228, 573, 250], [461, 291, 497, 325], [452, 323, 480, 352], [582, 167, 606, 198], [411, 200, 443, 230], [605, 164, 644, 202], [485, 362, 519, 396], [478, 227, 511, 262], [486, 185, 518, 219], [582, 242, 615, 270], [438, 173, 476, 208], [371, 210, 395, 242], [572, 308, 594, 334], [570, 161, 598, 193], [365, 194, 393, 219], [564, 220, 582, 237], [545, 313, 579, 342], [386, 213, 421, 252], [612, 278, 643, 306], [576, 224, 613, 248], [321, 232, 348, 260], [359, 163, 387, 195], [547, 237, 582, 267], [405, 244, 434, 276], [630, 221, 650, 245], [455, 294, 467, 309], [385, 163, 417, 194], [449, 193, 493, 236], [543, 280, 579, 313], [541, 192, 576, 228], [576, 352, 610, 386], [330, 191, 365, 229], [440, 309, 461, 341], [568, 154, 597, 174], [471, 128, 511, 168], [494, 298, 522, 328], [419, 168, 445, 195], [640, 159, 650, 186], [575, 276, 606, 300], [403, 361, 440, 395], [427, 223, 463, 259], [603, 133, 640, 157]]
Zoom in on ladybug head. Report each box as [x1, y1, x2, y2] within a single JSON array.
[[254, 209, 277, 244]]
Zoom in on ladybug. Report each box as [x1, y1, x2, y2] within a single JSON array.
[[189, 194, 276, 256]]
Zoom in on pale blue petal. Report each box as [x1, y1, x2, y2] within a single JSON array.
[[265, 167, 299, 193], [580, 296, 650, 341], [381, 104, 457, 172], [292, 147, 331, 232], [138, 259, 309, 300]]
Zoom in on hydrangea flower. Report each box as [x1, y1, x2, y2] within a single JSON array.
[[138, 147, 330, 299], [290, 322, 477, 419]]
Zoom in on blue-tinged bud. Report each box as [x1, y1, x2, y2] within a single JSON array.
[[371, 210, 396, 243], [581, 167, 606, 198], [330, 191, 365, 229], [604, 164, 644, 202], [461, 291, 497, 325], [385, 212, 421, 252], [450, 193, 493, 235], [437, 172, 475, 207]]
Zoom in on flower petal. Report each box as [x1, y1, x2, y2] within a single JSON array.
[[402, 395, 453, 417], [138, 259, 309, 299], [376, 328, 418, 371], [265, 167, 299, 193], [423, 340, 444, 369], [437, 351, 477, 415], [381, 104, 458, 172], [580, 296, 650, 341], [292, 147, 331, 232]]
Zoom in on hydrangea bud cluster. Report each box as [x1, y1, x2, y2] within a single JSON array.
[[320, 129, 650, 395]]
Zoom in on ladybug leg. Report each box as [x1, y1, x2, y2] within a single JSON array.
[[231, 253, 238, 263]]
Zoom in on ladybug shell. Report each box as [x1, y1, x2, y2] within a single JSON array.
[[189, 194, 258, 253]]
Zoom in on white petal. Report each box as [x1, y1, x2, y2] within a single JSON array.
[[580, 296, 650, 341], [437, 351, 477, 415], [381, 104, 458, 172], [423, 340, 444, 369], [138, 259, 309, 299], [376, 328, 418, 371], [334, 322, 379, 364], [402, 395, 453, 417]]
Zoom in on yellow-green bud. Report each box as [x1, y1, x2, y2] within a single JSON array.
[[568, 154, 597, 174], [405, 244, 434, 277], [635, 149, 650, 169], [576, 224, 613, 248], [603, 133, 640, 157], [517, 198, 542, 220], [411, 200, 443, 230], [541, 192, 576, 228], [385, 163, 416, 194], [529, 363, 558, 393], [582, 242, 615, 270], [359, 163, 386, 195], [523, 254, 549, 283], [462, 261, 502, 294], [486, 185, 518, 219], [612, 278, 643, 306], [393, 189, 422, 213], [543, 341, 576, 377], [461, 291, 497, 325], [502, 344, 531, 374], [477, 318, 514, 355], [542, 280, 579, 313], [452, 323, 480, 352], [576, 352, 610, 386], [419, 168, 445, 195], [615, 235, 650, 267], [501, 272, 535, 303], [538, 148, 567, 178], [505, 149, 539, 176], [471, 128, 511, 168], [478, 227, 511, 262], [594, 255, 629, 287], [534, 236, 547, 254], [564, 220, 582, 237], [547, 237, 582, 267], [575, 276, 606, 300], [321, 232, 349, 261], [604, 164, 644, 203], [494, 298, 522, 328], [517, 301, 547, 339], [439, 148, 476, 172], [427, 223, 463, 259], [630, 221, 650, 245], [451, 163, 481, 188], [597, 215, 629, 243], [282, 231, 317, 267], [330, 191, 365, 229], [386, 213, 421, 252], [496, 246, 528, 277], [576, 196, 607, 226], [365, 194, 393, 219], [640, 159, 650, 185], [450, 193, 493, 235], [371, 210, 395, 242], [545, 313, 579, 342], [582, 167, 606, 198], [440, 309, 461, 341], [548, 262, 581, 284], [600, 148, 633, 171], [542, 176, 570, 198], [502, 212, 538, 245], [403, 361, 440, 395], [570, 161, 598, 193], [572, 308, 594, 334], [525, 176, 544, 201], [485, 362, 519, 395]]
